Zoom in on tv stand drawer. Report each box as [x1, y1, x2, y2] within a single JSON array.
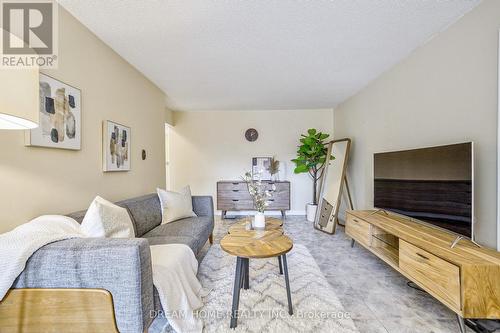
[[399, 240, 461, 310], [346, 215, 371, 246]]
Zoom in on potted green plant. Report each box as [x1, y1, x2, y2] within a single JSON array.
[[291, 129, 334, 222]]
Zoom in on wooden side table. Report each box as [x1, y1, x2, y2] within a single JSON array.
[[220, 229, 293, 328], [228, 217, 285, 276]]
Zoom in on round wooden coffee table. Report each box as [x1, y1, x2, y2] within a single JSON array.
[[221, 225, 293, 328]]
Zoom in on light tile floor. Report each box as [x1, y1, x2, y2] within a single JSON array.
[[203, 215, 470, 333]]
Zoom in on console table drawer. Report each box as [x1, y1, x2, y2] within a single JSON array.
[[345, 215, 371, 246], [266, 198, 289, 209], [269, 190, 289, 202], [218, 182, 248, 192], [399, 240, 461, 310], [218, 199, 254, 210], [217, 189, 252, 200], [265, 182, 289, 191]]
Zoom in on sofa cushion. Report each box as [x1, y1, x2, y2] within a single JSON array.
[[81, 196, 135, 238], [67, 205, 138, 236], [157, 187, 196, 224], [116, 194, 162, 237], [145, 236, 198, 253], [143, 216, 212, 253]]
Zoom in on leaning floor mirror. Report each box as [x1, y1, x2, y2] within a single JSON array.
[[314, 138, 353, 234]]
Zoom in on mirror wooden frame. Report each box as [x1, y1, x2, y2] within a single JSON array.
[[314, 138, 353, 234]]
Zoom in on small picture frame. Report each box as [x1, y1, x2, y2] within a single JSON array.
[[252, 157, 272, 180], [103, 120, 131, 172]]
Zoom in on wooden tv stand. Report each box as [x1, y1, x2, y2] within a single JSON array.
[[346, 210, 500, 332]]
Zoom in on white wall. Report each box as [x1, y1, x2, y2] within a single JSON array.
[[334, 0, 499, 249], [0, 7, 166, 233], [169, 109, 334, 215]]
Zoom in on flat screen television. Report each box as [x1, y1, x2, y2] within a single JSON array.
[[373, 142, 473, 239]]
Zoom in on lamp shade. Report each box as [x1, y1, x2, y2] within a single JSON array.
[[0, 67, 39, 129]]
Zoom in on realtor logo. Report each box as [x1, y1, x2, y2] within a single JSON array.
[[0, 0, 58, 68]]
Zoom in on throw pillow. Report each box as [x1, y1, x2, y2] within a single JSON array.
[[157, 186, 196, 224], [80, 196, 135, 238]]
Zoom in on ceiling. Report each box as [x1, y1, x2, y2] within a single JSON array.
[[58, 0, 481, 111]]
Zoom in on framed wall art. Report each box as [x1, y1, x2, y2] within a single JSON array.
[[26, 73, 81, 150], [103, 120, 130, 172], [252, 157, 272, 180]]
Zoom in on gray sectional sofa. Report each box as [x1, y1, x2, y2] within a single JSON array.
[[12, 193, 214, 333]]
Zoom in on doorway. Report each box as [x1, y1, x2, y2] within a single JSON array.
[[165, 123, 172, 190]]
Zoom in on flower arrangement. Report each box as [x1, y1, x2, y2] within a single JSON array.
[[242, 171, 274, 213]]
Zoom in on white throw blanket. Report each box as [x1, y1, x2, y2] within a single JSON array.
[[0, 215, 85, 300], [150, 244, 207, 333], [0, 216, 206, 333]]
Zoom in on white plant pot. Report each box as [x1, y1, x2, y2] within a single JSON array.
[[306, 204, 318, 222], [253, 212, 266, 230]]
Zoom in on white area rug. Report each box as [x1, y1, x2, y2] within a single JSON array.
[[197, 244, 359, 333]]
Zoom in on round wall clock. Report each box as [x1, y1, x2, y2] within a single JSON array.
[[245, 128, 258, 142]]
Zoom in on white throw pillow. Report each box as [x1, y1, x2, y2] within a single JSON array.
[[157, 186, 196, 224], [80, 196, 135, 238]]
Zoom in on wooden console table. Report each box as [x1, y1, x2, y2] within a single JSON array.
[[217, 181, 290, 218], [345, 210, 500, 333]]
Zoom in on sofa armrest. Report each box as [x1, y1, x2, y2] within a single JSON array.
[[12, 238, 153, 333], [192, 195, 214, 219]]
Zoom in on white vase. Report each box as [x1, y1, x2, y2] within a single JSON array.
[[306, 203, 317, 222], [253, 212, 266, 229]]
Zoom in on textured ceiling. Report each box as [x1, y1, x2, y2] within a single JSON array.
[[58, 0, 481, 111]]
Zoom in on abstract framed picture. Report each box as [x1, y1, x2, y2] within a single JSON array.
[[103, 120, 131, 172], [252, 157, 272, 180], [26, 73, 81, 150]]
